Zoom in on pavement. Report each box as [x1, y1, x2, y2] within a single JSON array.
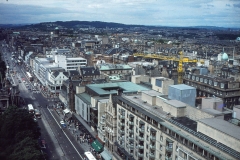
[[49, 105, 101, 159]]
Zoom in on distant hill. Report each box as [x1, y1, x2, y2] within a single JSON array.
[[1, 21, 237, 31], [15, 21, 148, 30]]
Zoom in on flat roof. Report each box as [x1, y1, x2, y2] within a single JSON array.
[[201, 108, 224, 116], [169, 84, 195, 90], [198, 118, 240, 140], [165, 99, 186, 108], [124, 95, 168, 121], [75, 93, 91, 105], [142, 90, 163, 97], [86, 82, 149, 96]]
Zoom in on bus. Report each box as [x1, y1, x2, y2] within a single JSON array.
[[28, 104, 34, 113], [26, 72, 33, 81], [84, 152, 96, 160]]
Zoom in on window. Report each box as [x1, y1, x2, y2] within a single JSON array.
[[160, 145, 163, 151], [209, 80, 212, 85], [196, 77, 199, 81], [147, 135, 149, 141], [204, 79, 208, 83], [146, 144, 148, 149], [147, 126, 149, 132], [214, 82, 218, 86], [220, 83, 225, 89], [146, 152, 148, 158], [160, 136, 163, 141], [200, 78, 203, 82], [192, 76, 195, 80], [159, 154, 162, 159], [136, 119, 138, 125]]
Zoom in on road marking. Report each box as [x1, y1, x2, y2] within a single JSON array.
[[47, 107, 83, 160]]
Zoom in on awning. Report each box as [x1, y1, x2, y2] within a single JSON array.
[[100, 149, 112, 160], [63, 108, 70, 114], [91, 139, 104, 153]]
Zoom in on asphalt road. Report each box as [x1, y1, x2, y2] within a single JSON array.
[[1, 44, 85, 160]]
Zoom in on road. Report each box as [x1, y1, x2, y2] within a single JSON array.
[[1, 42, 86, 160]]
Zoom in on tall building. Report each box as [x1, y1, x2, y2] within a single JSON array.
[[183, 74, 240, 109], [114, 90, 240, 160]]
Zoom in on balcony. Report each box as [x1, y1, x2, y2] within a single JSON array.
[[149, 153, 155, 158], [118, 130, 125, 134], [149, 144, 155, 150], [120, 115, 125, 119], [138, 144, 144, 149], [129, 121, 134, 125], [129, 144, 134, 149], [150, 135, 156, 141], [128, 129, 134, 134], [119, 122, 125, 126], [100, 121, 105, 125], [138, 153, 144, 157], [129, 137, 134, 141], [139, 128, 145, 133], [165, 146, 173, 152], [139, 137, 144, 141]]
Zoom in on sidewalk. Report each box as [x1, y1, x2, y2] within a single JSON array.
[[50, 107, 101, 159]]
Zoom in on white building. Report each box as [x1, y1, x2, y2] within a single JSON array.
[[54, 55, 87, 71]]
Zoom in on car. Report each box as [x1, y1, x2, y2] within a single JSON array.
[[60, 121, 67, 128]]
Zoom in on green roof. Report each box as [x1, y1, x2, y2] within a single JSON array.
[[91, 139, 103, 152], [86, 82, 150, 96], [75, 93, 91, 105]]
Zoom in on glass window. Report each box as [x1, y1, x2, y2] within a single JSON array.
[[200, 78, 203, 82], [214, 82, 218, 86], [196, 77, 199, 81], [220, 83, 225, 88], [192, 76, 195, 80]]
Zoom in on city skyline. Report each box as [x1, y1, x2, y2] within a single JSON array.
[[0, 0, 240, 28]]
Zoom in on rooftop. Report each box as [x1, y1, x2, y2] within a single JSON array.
[[165, 99, 187, 108], [75, 93, 91, 105], [86, 82, 149, 96], [198, 118, 240, 140], [169, 84, 195, 90]]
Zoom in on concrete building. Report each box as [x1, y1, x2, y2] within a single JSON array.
[[183, 74, 240, 109], [115, 90, 240, 160]]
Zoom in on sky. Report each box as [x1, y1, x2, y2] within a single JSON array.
[[0, 0, 240, 28]]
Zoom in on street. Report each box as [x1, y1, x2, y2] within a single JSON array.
[[1, 43, 89, 160]]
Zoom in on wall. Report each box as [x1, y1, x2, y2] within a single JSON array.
[[141, 92, 156, 105], [131, 75, 150, 84], [233, 106, 240, 119], [197, 121, 240, 150], [76, 86, 85, 94], [151, 77, 174, 94], [185, 105, 214, 121], [75, 95, 89, 122]]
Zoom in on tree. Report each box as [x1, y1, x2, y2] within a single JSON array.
[[0, 106, 44, 160]]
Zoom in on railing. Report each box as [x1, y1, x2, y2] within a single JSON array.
[[120, 115, 125, 119], [138, 153, 144, 157], [150, 144, 155, 150], [129, 121, 134, 125], [128, 129, 134, 134], [165, 157, 172, 160], [139, 137, 144, 141], [165, 146, 173, 152], [139, 128, 145, 133], [150, 135, 156, 141], [138, 144, 144, 149], [149, 153, 155, 158]]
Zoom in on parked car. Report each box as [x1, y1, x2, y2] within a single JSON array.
[[60, 121, 66, 128]]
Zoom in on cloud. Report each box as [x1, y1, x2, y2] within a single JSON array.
[[0, 0, 239, 27], [233, 3, 240, 7]]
